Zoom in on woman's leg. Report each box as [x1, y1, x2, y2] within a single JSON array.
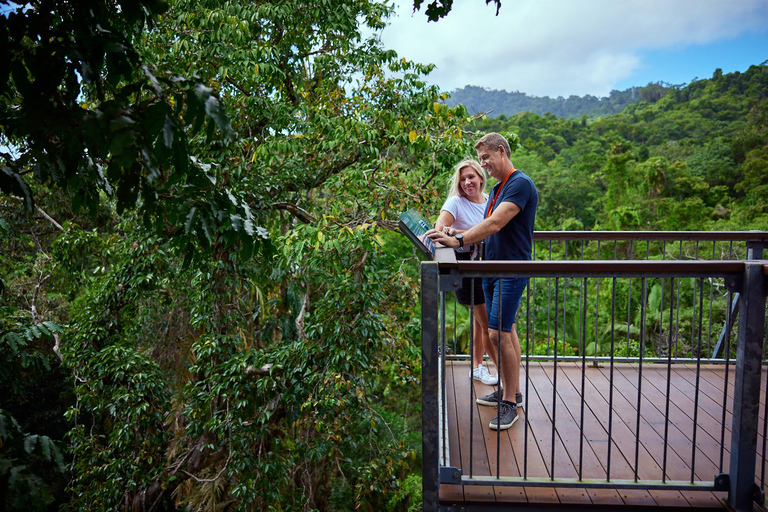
[[472, 303, 490, 369]]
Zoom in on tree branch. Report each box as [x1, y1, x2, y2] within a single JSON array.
[[8, 195, 64, 231], [295, 282, 310, 340], [272, 202, 315, 223]]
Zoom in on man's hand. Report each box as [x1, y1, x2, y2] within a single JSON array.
[[426, 228, 459, 248]]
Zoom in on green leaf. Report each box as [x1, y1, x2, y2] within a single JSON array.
[[24, 434, 38, 454], [162, 115, 174, 148], [184, 206, 198, 233]]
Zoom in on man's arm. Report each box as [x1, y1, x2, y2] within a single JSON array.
[[426, 201, 521, 248]]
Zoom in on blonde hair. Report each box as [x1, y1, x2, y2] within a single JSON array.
[[447, 159, 486, 198]]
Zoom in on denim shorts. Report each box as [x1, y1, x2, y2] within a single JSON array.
[[482, 277, 527, 332], [454, 251, 485, 305]]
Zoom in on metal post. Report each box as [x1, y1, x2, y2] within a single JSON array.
[[746, 240, 765, 260], [727, 262, 767, 511], [422, 262, 440, 512]]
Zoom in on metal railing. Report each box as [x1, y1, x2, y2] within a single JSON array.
[[422, 231, 768, 512]]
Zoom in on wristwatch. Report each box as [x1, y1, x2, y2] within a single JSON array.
[[455, 233, 464, 249]]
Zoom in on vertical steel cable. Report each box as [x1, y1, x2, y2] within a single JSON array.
[[761, 351, 768, 489], [675, 242, 683, 358], [660, 240, 667, 357], [551, 278, 560, 480], [563, 242, 569, 365], [453, 296, 457, 355], [719, 289, 733, 472], [607, 277, 617, 480], [496, 278, 503, 478], [659, 241, 666, 358], [662, 277, 675, 482], [633, 277, 647, 482], [579, 277, 588, 480], [595, 241, 601, 364], [548, 241, 553, 355], [690, 277, 705, 483], [440, 291, 447, 465], [532, 239, 537, 364], [627, 241, 634, 359], [691, 243, 700, 356], [708, 243, 716, 356], [469, 278, 475, 478], [761, 305, 768, 488], [524, 272, 531, 479], [761, 303, 768, 487], [594, 281, 601, 359]]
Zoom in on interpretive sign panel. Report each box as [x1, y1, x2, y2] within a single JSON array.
[[398, 208, 435, 260]]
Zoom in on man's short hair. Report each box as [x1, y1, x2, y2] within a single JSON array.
[[475, 132, 511, 159]]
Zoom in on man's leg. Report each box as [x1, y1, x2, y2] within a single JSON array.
[[509, 323, 522, 396], [491, 327, 519, 404], [485, 328, 500, 385]]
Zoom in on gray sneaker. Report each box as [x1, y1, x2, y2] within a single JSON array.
[[476, 388, 502, 406], [489, 401, 518, 430], [477, 388, 524, 406]]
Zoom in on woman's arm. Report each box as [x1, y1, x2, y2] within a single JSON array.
[[435, 210, 455, 232]]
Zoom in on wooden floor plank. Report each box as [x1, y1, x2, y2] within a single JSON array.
[[640, 365, 728, 471], [600, 366, 704, 506], [439, 359, 765, 509], [596, 363, 727, 508], [525, 363, 593, 505], [440, 363, 465, 504], [554, 363, 630, 505], [451, 363, 501, 502], [569, 363, 662, 507], [476, 363, 559, 503]]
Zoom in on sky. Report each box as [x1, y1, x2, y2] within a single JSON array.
[[377, 0, 768, 98]]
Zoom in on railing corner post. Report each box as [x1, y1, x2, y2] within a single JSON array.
[[727, 261, 768, 511], [421, 261, 440, 512]]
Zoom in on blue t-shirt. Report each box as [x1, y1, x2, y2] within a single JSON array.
[[484, 170, 538, 261]]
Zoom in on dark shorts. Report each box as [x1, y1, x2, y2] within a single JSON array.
[[455, 251, 485, 306], [483, 277, 527, 332]]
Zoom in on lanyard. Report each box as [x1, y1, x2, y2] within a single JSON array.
[[485, 167, 516, 218]]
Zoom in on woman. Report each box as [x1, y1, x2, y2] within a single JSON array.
[[435, 159, 497, 385]]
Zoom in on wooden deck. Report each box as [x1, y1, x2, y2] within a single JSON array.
[[440, 359, 768, 510]]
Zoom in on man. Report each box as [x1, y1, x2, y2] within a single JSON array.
[[427, 132, 538, 430]]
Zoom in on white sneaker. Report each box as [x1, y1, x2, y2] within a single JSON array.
[[471, 364, 498, 385]]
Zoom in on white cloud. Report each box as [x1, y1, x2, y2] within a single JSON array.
[[378, 0, 768, 97]]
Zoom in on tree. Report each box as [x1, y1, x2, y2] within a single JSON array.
[[0, 0, 230, 219], [2, 0, 472, 509], [412, 0, 502, 21]]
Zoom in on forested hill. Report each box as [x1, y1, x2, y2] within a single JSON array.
[[445, 82, 673, 119], [467, 63, 768, 232]]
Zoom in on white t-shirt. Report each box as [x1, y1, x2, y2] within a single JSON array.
[[440, 194, 489, 252]]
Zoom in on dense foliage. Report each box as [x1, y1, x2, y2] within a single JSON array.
[[1, 0, 470, 509], [445, 82, 673, 120], [470, 64, 768, 232], [1, 0, 766, 508]]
